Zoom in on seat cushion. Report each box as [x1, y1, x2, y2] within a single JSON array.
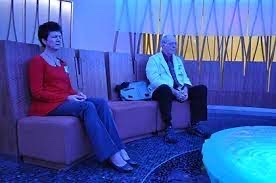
[[157, 101, 191, 131], [109, 101, 157, 140], [17, 116, 91, 164]]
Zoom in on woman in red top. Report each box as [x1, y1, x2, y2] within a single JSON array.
[[28, 21, 137, 172]]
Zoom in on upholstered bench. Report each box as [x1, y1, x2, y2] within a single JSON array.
[[17, 116, 91, 169], [109, 101, 158, 141], [0, 42, 192, 170]]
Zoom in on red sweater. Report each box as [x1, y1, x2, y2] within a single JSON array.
[[28, 56, 77, 116]]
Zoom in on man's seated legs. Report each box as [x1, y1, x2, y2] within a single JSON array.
[[152, 84, 178, 144], [187, 85, 210, 139]]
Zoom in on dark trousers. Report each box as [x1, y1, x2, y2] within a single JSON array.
[[152, 84, 207, 128], [48, 98, 125, 162]]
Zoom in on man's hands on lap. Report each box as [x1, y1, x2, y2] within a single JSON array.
[[180, 86, 188, 101], [172, 86, 188, 103]]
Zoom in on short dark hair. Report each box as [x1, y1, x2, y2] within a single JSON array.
[[38, 21, 62, 47]]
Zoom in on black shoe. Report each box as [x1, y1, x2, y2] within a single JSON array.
[[126, 159, 139, 167], [110, 162, 133, 173], [187, 127, 210, 139], [164, 127, 178, 144]]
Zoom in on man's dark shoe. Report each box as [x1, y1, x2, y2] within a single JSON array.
[[164, 127, 178, 144], [186, 126, 211, 139]]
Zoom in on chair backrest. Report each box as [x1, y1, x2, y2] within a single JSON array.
[[135, 54, 150, 81], [78, 50, 108, 100], [0, 41, 40, 155], [105, 52, 135, 100]]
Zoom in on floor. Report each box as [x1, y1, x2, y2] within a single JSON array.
[[1, 106, 275, 183], [0, 132, 206, 183]]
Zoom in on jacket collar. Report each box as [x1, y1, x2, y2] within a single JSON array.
[[157, 52, 177, 77], [162, 51, 172, 63]]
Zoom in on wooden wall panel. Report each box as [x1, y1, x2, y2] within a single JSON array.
[[243, 62, 267, 92], [78, 50, 108, 100], [200, 61, 221, 91], [106, 52, 135, 100], [0, 41, 40, 155], [183, 61, 276, 108], [268, 64, 276, 94], [135, 54, 150, 81], [183, 61, 199, 85], [222, 62, 244, 92]]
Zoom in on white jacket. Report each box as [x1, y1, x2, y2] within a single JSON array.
[[146, 52, 192, 95]]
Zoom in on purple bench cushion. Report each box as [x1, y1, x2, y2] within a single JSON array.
[[157, 101, 191, 131], [109, 101, 157, 140], [17, 116, 91, 164]]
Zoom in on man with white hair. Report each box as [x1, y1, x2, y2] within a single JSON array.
[[146, 35, 208, 143]]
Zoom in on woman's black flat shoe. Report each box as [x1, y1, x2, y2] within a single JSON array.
[[126, 159, 139, 167], [110, 162, 133, 173]]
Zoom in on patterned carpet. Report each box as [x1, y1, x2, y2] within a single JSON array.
[[143, 150, 210, 183], [0, 132, 206, 183]]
